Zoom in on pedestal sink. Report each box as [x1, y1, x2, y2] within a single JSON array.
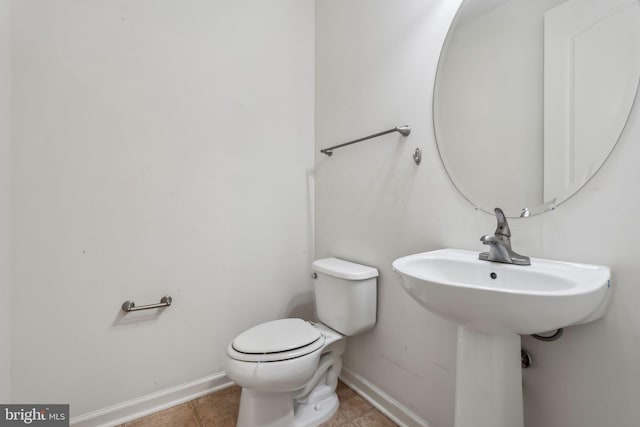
[[392, 249, 611, 427]]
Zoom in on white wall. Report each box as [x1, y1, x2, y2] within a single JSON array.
[[10, 0, 314, 417], [0, 0, 10, 403], [316, 1, 640, 427]]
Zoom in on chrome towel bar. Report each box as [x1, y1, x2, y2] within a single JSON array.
[[320, 125, 411, 156], [122, 296, 172, 312]]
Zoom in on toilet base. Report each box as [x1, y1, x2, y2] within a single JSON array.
[[236, 387, 339, 427], [294, 385, 339, 427], [237, 389, 294, 427]]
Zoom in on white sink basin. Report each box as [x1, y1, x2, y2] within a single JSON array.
[[392, 248, 611, 427], [392, 248, 610, 334]]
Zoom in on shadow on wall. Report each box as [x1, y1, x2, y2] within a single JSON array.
[[285, 291, 315, 320], [111, 304, 170, 326]]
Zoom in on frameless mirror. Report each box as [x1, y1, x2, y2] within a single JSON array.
[[434, 0, 640, 217]]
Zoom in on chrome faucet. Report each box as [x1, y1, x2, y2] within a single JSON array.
[[479, 208, 530, 265]]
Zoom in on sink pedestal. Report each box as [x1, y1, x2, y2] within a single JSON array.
[[455, 326, 523, 427]]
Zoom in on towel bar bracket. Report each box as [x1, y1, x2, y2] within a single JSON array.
[[413, 148, 422, 165]]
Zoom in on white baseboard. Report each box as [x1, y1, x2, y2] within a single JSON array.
[[70, 372, 234, 427], [339, 367, 430, 427]]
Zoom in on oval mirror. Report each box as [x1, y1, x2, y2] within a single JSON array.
[[434, 0, 640, 217]]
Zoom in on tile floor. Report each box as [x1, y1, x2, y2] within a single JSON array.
[[118, 381, 397, 427]]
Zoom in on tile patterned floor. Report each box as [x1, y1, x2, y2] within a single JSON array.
[[118, 381, 397, 427]]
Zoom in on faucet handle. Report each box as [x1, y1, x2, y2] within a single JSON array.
[[493, 207, 511, 238]]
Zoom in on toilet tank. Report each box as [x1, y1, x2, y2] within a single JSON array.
[[311, 258, 378, 336]]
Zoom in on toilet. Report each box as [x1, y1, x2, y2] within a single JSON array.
[[223, 257, 378, 427]]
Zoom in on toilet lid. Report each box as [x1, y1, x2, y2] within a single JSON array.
[[232, 318, 322, 355]]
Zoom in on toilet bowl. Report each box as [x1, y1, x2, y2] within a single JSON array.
[[223, 258, 378, 427]]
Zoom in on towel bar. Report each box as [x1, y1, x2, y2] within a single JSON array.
[[320, 125, 411, 156], [122, 296, 172, 312]]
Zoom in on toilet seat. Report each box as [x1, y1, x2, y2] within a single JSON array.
[[228, 318, 326, 363]]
